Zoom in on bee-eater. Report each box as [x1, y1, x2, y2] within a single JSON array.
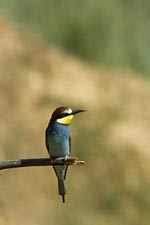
[[45, 106, 86, 203]]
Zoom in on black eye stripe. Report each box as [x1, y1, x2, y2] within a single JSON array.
[[57, 112, 71, 119]]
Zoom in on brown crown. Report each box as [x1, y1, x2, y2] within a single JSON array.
[[50, 106, 69, 121]]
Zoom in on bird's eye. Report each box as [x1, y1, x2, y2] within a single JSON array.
[[57, 112, 70, 119]]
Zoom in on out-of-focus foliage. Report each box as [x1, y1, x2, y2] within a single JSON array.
[[0, 0, 150, 76], [0, 17, 150, 225]]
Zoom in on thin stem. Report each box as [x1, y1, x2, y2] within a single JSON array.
[[0, 157, 85, 170]]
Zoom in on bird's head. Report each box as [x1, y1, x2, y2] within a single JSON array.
[[50, 106, 86, 125]]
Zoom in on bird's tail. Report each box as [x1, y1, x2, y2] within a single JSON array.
[[58, 178, 66, 203]]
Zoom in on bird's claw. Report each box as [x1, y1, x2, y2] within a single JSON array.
[[53, 156, 70, 163], [64, 156, 70, 162], [51, 156, 78, 164]]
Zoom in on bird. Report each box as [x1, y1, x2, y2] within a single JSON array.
[[45, 106, 86, 203]]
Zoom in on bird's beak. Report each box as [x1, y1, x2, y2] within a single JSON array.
[[72, 109, 87, 115]]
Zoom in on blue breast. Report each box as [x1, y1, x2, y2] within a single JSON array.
[[47, 122, 70, 157]]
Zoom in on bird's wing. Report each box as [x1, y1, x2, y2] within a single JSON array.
[[63, 135, 71, 180], [45, 128, 49, 151], [62, 135, 70, 180], [69, 135, 71, 154]]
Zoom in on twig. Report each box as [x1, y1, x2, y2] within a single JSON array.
[[0, 157, 85, 170]]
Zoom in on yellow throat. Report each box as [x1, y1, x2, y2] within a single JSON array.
[[57, 115, 74, 125]]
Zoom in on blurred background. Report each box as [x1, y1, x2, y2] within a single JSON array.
[[0, 1, 150, 225]]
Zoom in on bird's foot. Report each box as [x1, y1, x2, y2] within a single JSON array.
[[53, 156, 78, 163], [50, 156, 85, 165], [53, 156, 69, 162], [64, 155, 70, 162]]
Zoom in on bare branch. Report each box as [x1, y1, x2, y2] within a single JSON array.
[[0, 157, 85, 170]]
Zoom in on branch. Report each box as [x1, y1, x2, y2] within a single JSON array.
[[0, 157, 85, 170]]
